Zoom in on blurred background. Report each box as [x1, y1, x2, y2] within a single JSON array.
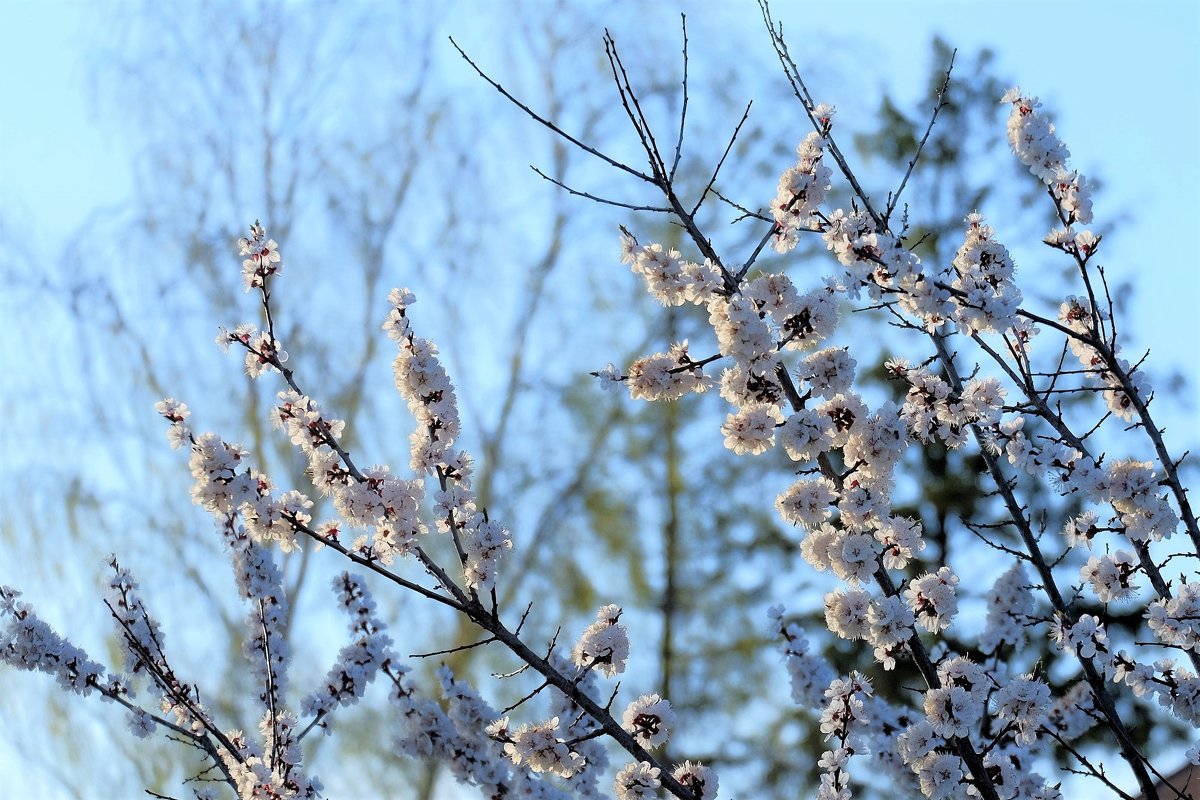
[[1, 1, 1197, 797]]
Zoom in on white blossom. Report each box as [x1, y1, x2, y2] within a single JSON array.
[[904, 567, 959, 633], [614, 761, 660, 800], [622, 694, 675, 749], [572, 604, 629, 678]]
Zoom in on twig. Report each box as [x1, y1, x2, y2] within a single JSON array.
[[884, 49, 955, 225], [670, 14, 689, 181], [530, 166, 670, 213]]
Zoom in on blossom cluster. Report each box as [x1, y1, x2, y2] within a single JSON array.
[[300, 573, 393, 726], [593, 72, 1197, 800], [1001, 89, 1092, 225], [770, 129, 832, 253], [571, 603, 630, 678], [0, 586, 117, 698], [386, 288, 513, 589], [237, 220, 283, 291]]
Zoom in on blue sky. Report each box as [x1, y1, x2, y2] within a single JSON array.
[[3, 0, 1195, 398], [1, 1, 1198, 797]]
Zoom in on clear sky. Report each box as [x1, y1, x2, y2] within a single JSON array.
[[3, 0, 1196, 398], [1, 0, 1198, 797]]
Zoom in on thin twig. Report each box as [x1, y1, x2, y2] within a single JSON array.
[[670, 14, 689, 181], [690, 101, 753, 218], [530, 166, 670, 213], [448, 37, 655, 184], [884, 49, 955, 224]]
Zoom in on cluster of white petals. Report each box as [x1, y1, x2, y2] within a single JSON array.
[[950, 214, 1023, 335], [384, 289, 511, 587], [721, 402, 783, 455], [154, 397, 191, 449], [614, 761, 660, 800], [1002, 88, 1092, 224], [672, 760, 718, 800], [626, 341, 714, 401], [1051, 614, 1108, 660], [491, 716, 586, 778], [238, 220, 283, 291], [771, 131, 832, 253], [770, 605, 836, 708], [867, 594, 915, 669], [1080, 550, 1140, 603], [825, 587, 872, 641], [1105, 459, 1179, 543], [622, 237, 721, 307], [904, 568, 959, 633], [992, 674, 1050, 746], [1148, 583, 1200, 651], [300, 573, 393, 724], [622, 693, 675, 748], [815, 670, 872, 800], [572, 604, 630, 677], [979, 563, 1032, 655], [1056, 296, 1151, 423], [0, 586, 116, 697]]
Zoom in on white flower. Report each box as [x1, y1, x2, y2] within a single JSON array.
[[127, 708, 154, 739], [819, 671, 872, 739], [626, 342, 712, 401], [595, 362, 623, 392], [622, 694, 675, 748], [873, 515, 925, 570], [979, 563, 1033, 655], [721, 403, 783, 455], [1003, 89, 1070, 183], [776, 478, 838, 531], [1147, 583, 1200, 651], [244, 332, 286, 378], [923, 685, 978, 739], [381, 287, 416, 341], [1080, 550, 1140, 603], [1062, 510, 1102, 548], [779, 408, 836, 462], [993, 675, 1050, 745], [800, 347, 857, 399], [897, 719, 938, 764], [672, 761, 718, 800], [572, 604, 629, 677], [154, 397, 190, 423], [630, 242, 691, 306], [919, 752, 964, 800], [780, 288, 839, 350], [825, 588, 872, 641], [867, 595, 915, 668], [770, 134, 831, 253], [498, 716, 585, 778], [1052, 614, 1108, 660], [829, 532, 877, 585], [818, 392, 868, 448], [904, 567, 959, 632], [614, 761, 660, 800], [237, 220, 283, 291]]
